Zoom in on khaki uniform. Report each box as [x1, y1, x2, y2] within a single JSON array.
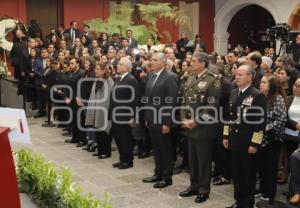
[[180, 69, 221, 194]]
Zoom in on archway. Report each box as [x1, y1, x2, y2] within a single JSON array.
[[227, 5, 275, 52], [214, 0, 281, 55]]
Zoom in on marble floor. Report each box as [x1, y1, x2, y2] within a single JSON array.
[[12, 117, 290, 208]]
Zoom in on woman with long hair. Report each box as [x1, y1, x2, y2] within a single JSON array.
[[256, 75, 287, 204], [85, 63, 114, 158], [277, 67, 297, 96], [98, 32, 109, 54]]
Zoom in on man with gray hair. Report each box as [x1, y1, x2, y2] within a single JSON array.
[[142, 52, 178, 188], [109, 57, 139, 169], [223, 64, 267, 208]]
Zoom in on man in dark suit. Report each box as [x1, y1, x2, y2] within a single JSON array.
[[64, 21, 81, 47], [47, 43, 58, 59], [223, 64, 267, 208], [88, 40, 99, 56], [20, 38, 35, 78], [179, 52, 221, 203], [65, 58, 84, 144], [126, 29, 138, 49], [82, 24, 93, 42], [246, 52, 264, 89], [121, 38, 133, 56], [110, 57, 140, 169], [142, 52, 178, 188], [70, 38, 83, 58], [10, 32, 27, 79]]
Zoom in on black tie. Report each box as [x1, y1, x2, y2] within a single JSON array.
[[114, 76, 121, 86], [238, 90, 244, 100]]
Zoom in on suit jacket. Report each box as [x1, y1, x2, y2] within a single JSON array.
[[65, 69, 84, 101], [253, 66, 264, 89], [43, 69, 59, 89], [10, 41, 27, 67], [70, 47, 83, 58], [64, 28, 81, 39], [128, 37, 138, 49], [144, 69, 178, 127], [20, 47, 32, 74], [109, 73, 140, 123], [224, 85, 267, 152], [32, 58, 44, 85]]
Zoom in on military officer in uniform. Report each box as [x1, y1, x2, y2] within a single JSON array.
[[223, 64, 267, 208], [179, 52, 221, 203]]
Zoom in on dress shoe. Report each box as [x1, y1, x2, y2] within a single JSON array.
[[87, 142, 97, 152], [62, 132, 72, 137], [142, 175, 161, 183], [98, 155, 110, 159], [82, 145, 89, 150], [225, 202, 242, 208], [173, 167, 183, 175], [65, 139, 78, 143], [112, 162, 121, 168], [179, 188, 198, 197], [92, 153, 99, 157], [153, 179, 172, 188], [76, 141, 86, 147], [290, 194, 300, 204], [138, 152, 150, 159], [118, 162, 133, 169], [194, 193, 209, 203]]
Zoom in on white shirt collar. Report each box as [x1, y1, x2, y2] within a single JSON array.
[[239, 84, 251, 93], [155, 68, 164, 77], [120, 72, 129, 81]]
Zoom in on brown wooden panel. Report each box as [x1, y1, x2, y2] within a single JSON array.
[[27, 0, 63, 38]]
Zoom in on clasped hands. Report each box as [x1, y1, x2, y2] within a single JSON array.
[[181, 119, 197, 129]]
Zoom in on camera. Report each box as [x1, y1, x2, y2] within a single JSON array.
[[268, 23, 291, 43]]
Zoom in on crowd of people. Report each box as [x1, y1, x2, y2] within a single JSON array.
[[8, 20, 300, 208]]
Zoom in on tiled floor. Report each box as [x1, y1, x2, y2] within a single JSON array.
[[12, 117, 290, 208]]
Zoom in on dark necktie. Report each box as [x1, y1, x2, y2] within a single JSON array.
[[114, 76, 121, 86], [150, 73, 158, 89]]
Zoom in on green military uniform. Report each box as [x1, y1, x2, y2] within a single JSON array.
[[180, 69, 221, 195], [224, 63, 234, 80]]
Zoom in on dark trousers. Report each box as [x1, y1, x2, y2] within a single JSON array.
[[270, 140, 283, 199], [291, 151, 300, 194], [178, 135, 188, 168], [71, 104, 86, 142], [36, 86, 45, 114], [95, 131, 111, 156], [148, 125, 173, 180], [171, 126, 181, 164], [231, 151, 256, 207], [111, 123, 134, 164], [256, 145, 272, 198], [213, 125, 231, 180], [188, 137, 213, 194]]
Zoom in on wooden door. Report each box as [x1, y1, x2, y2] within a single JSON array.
[[27, 0, 63, 39]]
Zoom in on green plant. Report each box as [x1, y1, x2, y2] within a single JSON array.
[[16, 149, 112, 208], [0, 59, 7, 78], [85, 2, 192, 44]]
